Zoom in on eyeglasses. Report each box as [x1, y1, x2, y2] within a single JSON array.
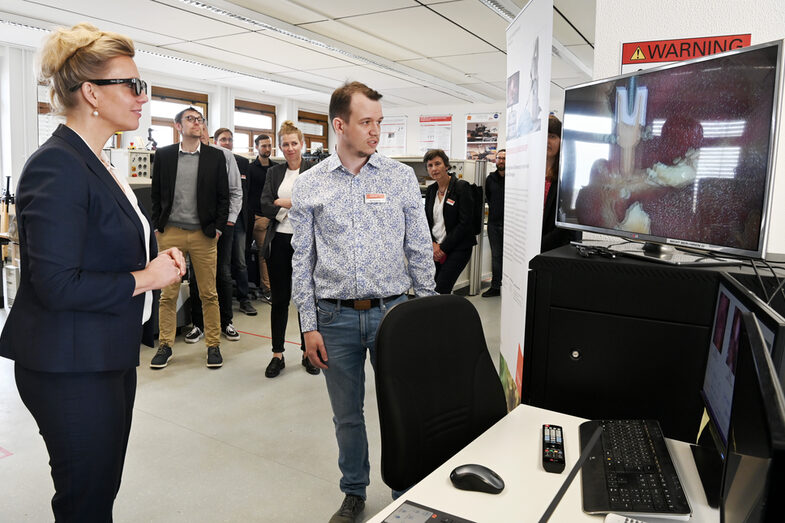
[[70, 78, 148, 96], [183, 115, 205, 124]]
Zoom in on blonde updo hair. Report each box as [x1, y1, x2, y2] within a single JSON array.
[[278, 120, 304, 147], [38, 23, 135, 114]]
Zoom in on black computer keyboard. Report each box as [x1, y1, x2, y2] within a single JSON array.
[[579, 419, 692, 520]]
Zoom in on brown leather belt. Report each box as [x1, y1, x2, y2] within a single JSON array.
[[322, 295, 403, 311]]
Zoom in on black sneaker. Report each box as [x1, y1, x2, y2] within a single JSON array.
[[260, 290, 272, 305], [207, 346, 223, 368], [302, 356, 321, 375], [222, 324, 240, 341], [482, 288, 501, 298], [184, 326, 203, 344], [150, 345, 173, 368], [239, 301, 257, 316], [329, 494, 365, 523], [265, 355, 285, 378]]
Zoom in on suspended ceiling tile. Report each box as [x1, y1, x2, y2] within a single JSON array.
[[395, 57, 469, 85], [554, 0, 595, 44], [553, 10, 587, 47], [456, 82, 505, 100], [224, 0, 327, 25], [339, 6, 497, 59], [290, 65, 421, 90], [157, 40, 295, 74], [289, 0, 419, 20], [275, 70, 344, 89], [300, 19, 421, 62], [261, 31, 367, 67], [427, 0, 508, 51], [550, 53, 591, 82], [381, 86, 467, 106], [434, 52, 507, 83], [566, 43, 594, 69]]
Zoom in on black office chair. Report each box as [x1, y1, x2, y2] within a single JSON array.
[[375, 294, 508, 492]]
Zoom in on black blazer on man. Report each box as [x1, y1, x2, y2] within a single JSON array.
[[259, 160, 313, 258], [424, 174, 477, 253], [151, 143, 229, 238], [0, 125, 157, 372]]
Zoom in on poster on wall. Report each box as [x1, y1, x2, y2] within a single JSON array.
[[418, 115, 452, 156], [499, 0, 553, 410], [466, 112, 501, 162], [378, 115, 407, 156]]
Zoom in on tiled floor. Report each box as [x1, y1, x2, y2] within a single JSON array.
[[0, 292, 501, 522]]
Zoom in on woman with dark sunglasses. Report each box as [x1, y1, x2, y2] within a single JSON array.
[[0, 23, 185, 521]]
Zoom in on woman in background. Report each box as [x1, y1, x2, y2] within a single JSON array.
[[542, 115, 579, 252], [260, 121, 319, 378], [423, 148, 476, 294], [0, 23, 185, 521]]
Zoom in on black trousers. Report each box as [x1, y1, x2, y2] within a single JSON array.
[[191, 226, 234, 330], [434, 246, 473, 294], [15, 365, 136, 523], [487, 222, 503, 290], [268, 232, 305, 353]]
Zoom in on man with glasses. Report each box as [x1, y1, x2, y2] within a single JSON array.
[[150, 107, 230, 369]]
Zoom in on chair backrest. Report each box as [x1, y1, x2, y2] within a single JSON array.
[[375, 294, 508, 491]]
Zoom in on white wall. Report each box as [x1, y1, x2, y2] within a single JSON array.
[[594, 0, 785, 255]]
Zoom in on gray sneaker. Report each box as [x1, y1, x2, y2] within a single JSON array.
[[329, 494, 365, 523], [207, 346, 223, 368], [239, 301, 257, 316], [222, 324, 240, 341], [150, 345, 172, 369], [184, 326, 203, 344]]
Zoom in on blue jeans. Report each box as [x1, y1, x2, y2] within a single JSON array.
[[317, 294, 408, 499]]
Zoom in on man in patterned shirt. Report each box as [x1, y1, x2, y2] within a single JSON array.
[[290, 82, 436, 523]]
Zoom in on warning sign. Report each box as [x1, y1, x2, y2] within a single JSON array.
[[622, 34, 751, 65]]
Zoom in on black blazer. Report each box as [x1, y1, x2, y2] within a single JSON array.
[[234, 153, 250, 225], [150, 142, 229, 238], [259, 160, 313, 258], [0, 125, 157, 372], [424, 175, 477, 253], [541, 180, 579, 252]]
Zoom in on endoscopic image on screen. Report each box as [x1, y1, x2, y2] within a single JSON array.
[[557, 43, 780, 255]]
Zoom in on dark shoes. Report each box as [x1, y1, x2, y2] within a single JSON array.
[[184, 326, 203, 344], [265, 355, 285, 378], [239, 301, 257, 316], [207, 346, 223, 368], [329, 494, 365, 523], [150, 345, 173, 368], [260, 290, 272, 305], [302, 356, 321, 375], [222, 324, 240, 341], [482, 287, 501, 297]]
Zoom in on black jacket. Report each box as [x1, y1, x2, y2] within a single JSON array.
[[260, 160, 314, 258], [485, 169, 505, 225], [424, 175, 477, 253], [541, 180, 579, 252], [248, 157, 276, 218], [151, 142, 230, 238], [234, 153, 250, 224]]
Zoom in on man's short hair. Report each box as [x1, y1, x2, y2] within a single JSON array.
[[423, 149, 450, 170], [174, 106, 202, 125], [497, 148, 506, 155], [255, 133, 271, 145], [214, 127, 232, 141], [329, 82, 382, 124]]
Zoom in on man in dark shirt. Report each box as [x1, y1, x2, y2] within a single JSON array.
[[247, 134, 275, 303], [483, 149, 505, 297]]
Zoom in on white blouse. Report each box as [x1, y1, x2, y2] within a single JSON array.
[[275, 167, 300, 235]]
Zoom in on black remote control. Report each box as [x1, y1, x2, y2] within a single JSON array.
[[542, 424, 565, 473]]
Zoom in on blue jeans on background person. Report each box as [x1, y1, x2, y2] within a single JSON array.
[[317, 294, 408, 499], [232, 217, 250, 302], [487, 222, 503, 290]]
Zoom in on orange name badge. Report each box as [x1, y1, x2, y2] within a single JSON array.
[[446, 198, 455, 206], [365, 193, 387, 204]]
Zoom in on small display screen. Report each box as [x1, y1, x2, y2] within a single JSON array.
[[383, 502, 434, 522]]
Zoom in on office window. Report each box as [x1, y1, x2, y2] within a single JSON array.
[[234, 100, 275, 155], [37, 84, 65, 146], [150, 87, 208, 147], [298, 111, 328, 153]]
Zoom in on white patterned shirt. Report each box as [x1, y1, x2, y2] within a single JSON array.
[[290, 152, 436, 331]]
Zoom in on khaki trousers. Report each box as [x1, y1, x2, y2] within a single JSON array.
[[252, 215, 271, 292], [158, 226, 220, 347]]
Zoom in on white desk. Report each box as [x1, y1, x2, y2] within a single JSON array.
[[367, 405, 718, 522]]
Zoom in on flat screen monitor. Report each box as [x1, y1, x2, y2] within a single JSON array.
[[693, 272, 785, 506], [556, 40, 783, 258], [721, 312, 785, 522]]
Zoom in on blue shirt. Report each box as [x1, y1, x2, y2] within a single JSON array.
[[290, 152, 436, 331]]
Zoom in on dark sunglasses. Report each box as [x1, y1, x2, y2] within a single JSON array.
[[70, 78, 148, 96]]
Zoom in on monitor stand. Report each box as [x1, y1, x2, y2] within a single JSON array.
[[690, 441, 723, 508]]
